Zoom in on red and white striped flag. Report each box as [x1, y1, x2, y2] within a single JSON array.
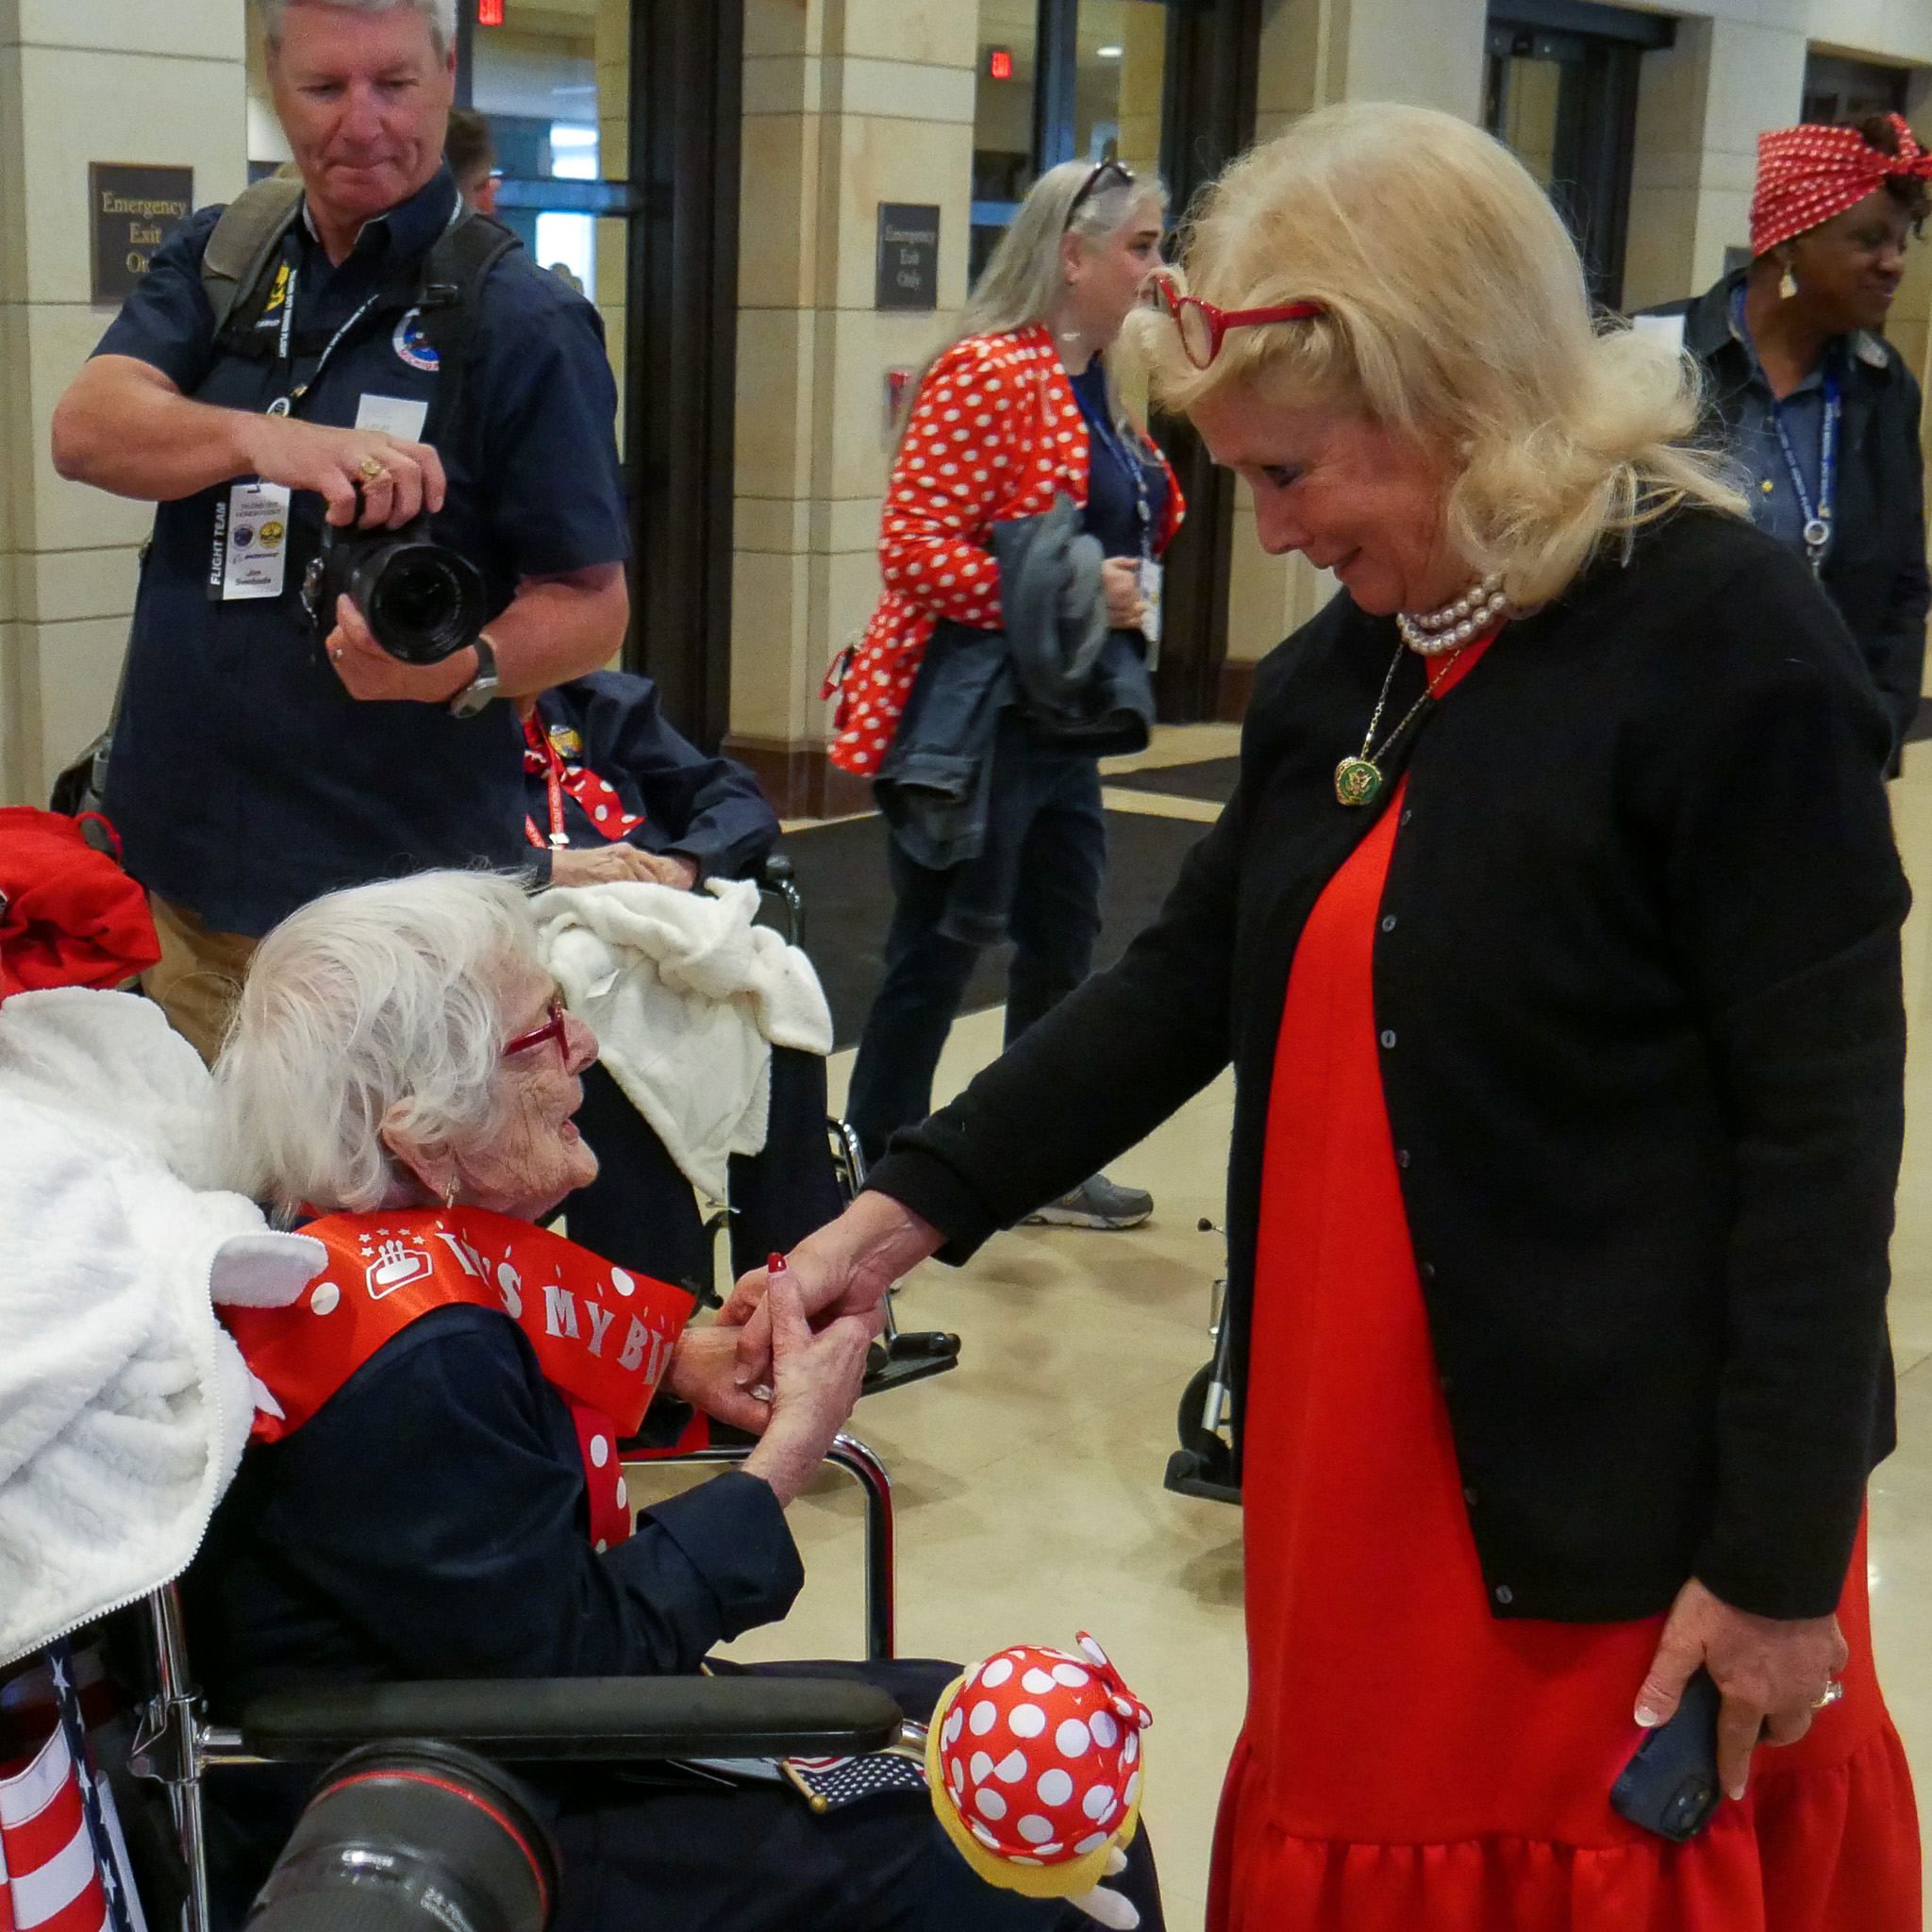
[[0, 1644, 138, 1932]]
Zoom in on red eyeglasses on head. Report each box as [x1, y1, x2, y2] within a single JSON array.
[[1144, 270, 1326, 369], [503, 993, 571, 1061]]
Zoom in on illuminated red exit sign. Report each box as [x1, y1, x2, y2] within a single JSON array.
[[988, 47, 1013, 80], [477, 0, 504, 25]]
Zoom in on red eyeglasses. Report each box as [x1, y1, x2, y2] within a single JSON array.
[[502, 993, 570, 1061], [1144, 271, 1326, 369]]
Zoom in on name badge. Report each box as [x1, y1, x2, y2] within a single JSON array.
[[217, 481, 293, 602], [355, 392, 429, 441], [1136, 558, 1164, 649]]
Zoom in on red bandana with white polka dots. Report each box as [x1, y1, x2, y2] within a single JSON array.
[[524, 713, 646, 850], [825, 321, 1185, 778], [223, 1208, 695, 1551], [1752, 114, 1932, 258]]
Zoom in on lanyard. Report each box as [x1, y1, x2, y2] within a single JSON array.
[[1083, 398, 1154, 560], [523, 715, 572, 849], [266, 197, 464, 418], [1770, 376, 1840, 576], [1732, 284, 1840, 576]]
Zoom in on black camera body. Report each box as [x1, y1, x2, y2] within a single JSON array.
[[302, 515, 489, 666]]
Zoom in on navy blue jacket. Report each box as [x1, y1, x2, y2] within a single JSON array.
[[93, 169, 629, 936], [522, 673, 777, 885], [184, 1304, 801, 1709]]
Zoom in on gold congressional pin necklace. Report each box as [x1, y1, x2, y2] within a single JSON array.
[[1335, 643, 1437, 808]]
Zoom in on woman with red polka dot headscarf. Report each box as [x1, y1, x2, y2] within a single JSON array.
[[837, 158, 1184, 1227], [1640, 113, 1932, 769]]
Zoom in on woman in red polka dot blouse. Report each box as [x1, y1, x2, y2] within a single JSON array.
[[838, 158, 1184, 1227]]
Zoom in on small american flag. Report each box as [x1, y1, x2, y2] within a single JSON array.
[[0, 1643, 141, 1932], [781, 1751, 929, 1814]]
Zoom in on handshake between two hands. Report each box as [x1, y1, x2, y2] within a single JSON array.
[[662, 1192, 941, 1507]]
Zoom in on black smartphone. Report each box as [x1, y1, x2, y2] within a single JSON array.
[[1609, 1668, 1723, 1841]]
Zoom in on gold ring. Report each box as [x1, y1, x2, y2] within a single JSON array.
[[1812, 1678, 1845, 1711], [358, 455, 386, 482]]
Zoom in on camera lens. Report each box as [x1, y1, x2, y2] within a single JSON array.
[[245, 1742, 557, 1932], [359, 540, 489, 666]]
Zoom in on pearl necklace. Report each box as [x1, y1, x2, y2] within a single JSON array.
[[1396, 572, 1508, 655]]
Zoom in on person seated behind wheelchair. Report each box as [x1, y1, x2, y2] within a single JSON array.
[[516, 670, 843, 1295], [183, 871, 1162, 1932]]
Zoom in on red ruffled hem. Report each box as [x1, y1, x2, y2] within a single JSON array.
[[1213, 1722, 1920, 1932]]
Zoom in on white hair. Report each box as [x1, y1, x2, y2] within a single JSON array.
[[212, 872, 539, 1216], [259, 0, 458, 58]]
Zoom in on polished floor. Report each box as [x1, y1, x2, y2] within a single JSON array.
[[638, 723, 1932, 1932]]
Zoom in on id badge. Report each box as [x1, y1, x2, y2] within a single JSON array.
[[355, 392, 429, 441], [1136, 558, 1164, 648], [219, 481, 292, 601]]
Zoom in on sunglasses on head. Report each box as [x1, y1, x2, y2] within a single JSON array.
[[1064, 157, 1136, 230], [502, 993, 570, 1061], [1143, 269, 1327, 369]]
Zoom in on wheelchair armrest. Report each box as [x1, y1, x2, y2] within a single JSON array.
[[239, 1674, 901, 1762]]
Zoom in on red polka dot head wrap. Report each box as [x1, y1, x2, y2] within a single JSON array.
[[1751, 113, 1932, 258]]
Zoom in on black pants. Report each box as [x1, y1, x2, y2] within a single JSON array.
[[562, 1049, 845, 1293], [543, 1658, 1164, 1932], [848, 736, 1107, 1165]]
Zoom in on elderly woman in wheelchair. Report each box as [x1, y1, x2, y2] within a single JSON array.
[[176, 870, 1162, 1932]]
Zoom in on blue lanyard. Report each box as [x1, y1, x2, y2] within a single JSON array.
[[1733, 285, 1840, 576], [1769, 375, 1840, 576], [1078, 376, 1154, 560]]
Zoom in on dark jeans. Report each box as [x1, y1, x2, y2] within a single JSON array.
[[848, 729, 1107, 1164], [562, 1048, 845, 1293]]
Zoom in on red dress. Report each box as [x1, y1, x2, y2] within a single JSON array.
[[1208, 648, 1920, 1931]]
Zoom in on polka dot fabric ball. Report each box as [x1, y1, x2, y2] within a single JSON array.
[[935, 1633, 1150, 1872]]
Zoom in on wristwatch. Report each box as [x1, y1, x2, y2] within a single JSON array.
[[448, 633, 501, 718]]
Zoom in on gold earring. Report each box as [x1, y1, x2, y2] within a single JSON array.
[[1778, 263, 1798, 301]]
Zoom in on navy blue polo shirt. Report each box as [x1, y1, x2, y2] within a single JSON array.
[[93, 168, 629, 935]]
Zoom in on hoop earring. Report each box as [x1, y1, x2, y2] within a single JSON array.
[[1778, 262, 1798, 301]]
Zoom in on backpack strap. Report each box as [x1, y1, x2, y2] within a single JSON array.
[[409, 210, 523, 466], [201, 175, 307, 341]]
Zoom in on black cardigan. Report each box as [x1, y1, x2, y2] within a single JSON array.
[[869, 509, 1909, 1624], [1644, 271, 1930, 756]]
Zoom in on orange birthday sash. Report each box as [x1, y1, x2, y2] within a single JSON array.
[[224, 1207, 695, 1444]]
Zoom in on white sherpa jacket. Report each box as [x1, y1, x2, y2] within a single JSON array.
[[532, 879, 834, 1202], [0, 990, 323, 1667]]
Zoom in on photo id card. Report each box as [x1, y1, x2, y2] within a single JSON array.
[[1137, 558, 1164, 648], [220, 481, 292, 601]]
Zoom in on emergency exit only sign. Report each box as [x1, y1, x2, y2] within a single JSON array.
[[875, 204, 939, 310]]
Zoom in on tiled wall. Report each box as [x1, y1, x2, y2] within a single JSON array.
[[0, 0, 248, 807], [726, 0, 976, 811]]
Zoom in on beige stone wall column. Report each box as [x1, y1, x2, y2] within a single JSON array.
[[0, 0, 247, 807], [726, 0, 974, 814]]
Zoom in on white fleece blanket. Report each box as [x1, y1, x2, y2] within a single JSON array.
[[532, 880, 834, 1202], [0, 990, 324, 1667]]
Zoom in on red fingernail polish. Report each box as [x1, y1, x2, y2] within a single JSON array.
[[768, 1252, 787, 1274]]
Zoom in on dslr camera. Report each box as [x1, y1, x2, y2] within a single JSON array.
[[302, 513, 489, 667]]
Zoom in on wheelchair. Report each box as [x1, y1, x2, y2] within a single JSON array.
[[1162, 1220, 1239, 1506], [117, 1427, 910, 1932]]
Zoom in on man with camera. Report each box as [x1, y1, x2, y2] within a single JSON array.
[[50, 0, 628, 1059]]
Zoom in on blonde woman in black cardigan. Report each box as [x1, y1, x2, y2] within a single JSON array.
[[727, 104, 1919, 1932]]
